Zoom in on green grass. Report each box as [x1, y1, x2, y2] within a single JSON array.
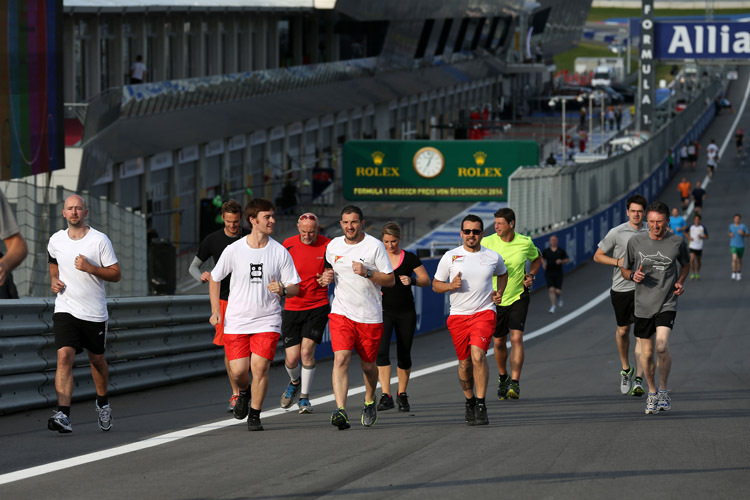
[[553, 42, 616, 74], [587, 7, 748, 23]]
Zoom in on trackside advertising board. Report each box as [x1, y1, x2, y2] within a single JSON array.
[[654, 21, 750, 60], [343, 140, 539, 201]]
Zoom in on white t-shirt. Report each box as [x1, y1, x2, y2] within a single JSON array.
[[48, 227, 118, 322], [326, 233, 393, 324], [707, 143, 718, 159], [211, 237, 300, 334], [688, 224, 708, 250], [434, 246, 507, 316], [130, 61, 147, 80]]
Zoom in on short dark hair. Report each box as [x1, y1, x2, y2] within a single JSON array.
[[693, 214, 701, 220], [245, 198, 275, 221], [462, 214, 483, 231], [626, 194, 647, 211], [493, 207, 515, 225], [222, 200, 242, 215], [646, 201, 669, 220], [341, 205, 364, 221]]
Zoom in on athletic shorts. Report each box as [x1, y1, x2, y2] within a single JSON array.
[[281, 304, 330, 349], [688, 154, 697, 162], [223, 332, 280, 361], [53, 312, 108, 355], [634, 311, 677, 339], [680, 196, 689, 203], [545, 270, 563, 289], [731, 246, 745, 258], [610, 289, 636, 327], [328, 313, 383, 363], [494, 291, 530, 338], [446, 309, 496, 361], [213, 299, 229, 346], [689, 248, 702, 256]]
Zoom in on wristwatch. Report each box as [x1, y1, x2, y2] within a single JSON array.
[[366, 269, 373, 279]]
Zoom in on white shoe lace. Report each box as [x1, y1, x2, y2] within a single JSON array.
[[98, 404, 112, 422]]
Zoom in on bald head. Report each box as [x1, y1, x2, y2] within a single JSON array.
[[63, 194, 88, 228]]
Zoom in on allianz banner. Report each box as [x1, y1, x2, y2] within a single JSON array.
[[654, 21, 750, 59], [343, 140, 539, 201]]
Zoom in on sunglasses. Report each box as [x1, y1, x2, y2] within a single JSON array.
[[461, 229, 482, 235], [298, 214, 317, 223]]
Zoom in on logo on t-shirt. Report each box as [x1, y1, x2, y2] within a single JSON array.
[[452, 255, 464, 263], [334, 255, 344, 264], [639, 251, 672, 271], [250, 263, 263, 282]]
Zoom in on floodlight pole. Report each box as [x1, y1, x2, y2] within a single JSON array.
[[561, 98, 566, 164]]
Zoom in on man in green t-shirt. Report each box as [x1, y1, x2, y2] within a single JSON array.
[[481, 208, 541, 400]]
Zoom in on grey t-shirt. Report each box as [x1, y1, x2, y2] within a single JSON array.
[[0, 191, 20, 240], [598, 221, 648, 292], [624, 232, 690, 318]]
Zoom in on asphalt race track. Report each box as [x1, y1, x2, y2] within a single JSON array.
[[1, 77, 749, 500]]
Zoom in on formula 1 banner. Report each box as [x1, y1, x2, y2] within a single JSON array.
[[654, 21, 750, 60], [343, 140, 539, 201]]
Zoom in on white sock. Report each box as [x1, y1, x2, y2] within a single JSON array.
[[286, 363, 301, 383], [300, 364, 316, 396]]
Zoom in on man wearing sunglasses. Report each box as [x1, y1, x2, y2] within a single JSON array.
[[481, 208, 541, 401], [434, 214, 508, 425], [278, 212, 331, 414]]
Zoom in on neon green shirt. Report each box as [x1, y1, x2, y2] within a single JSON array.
[[481, 232, 539, 306]]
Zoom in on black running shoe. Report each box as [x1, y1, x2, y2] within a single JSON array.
[[233, 390, 250, 420], [377, 393, 394, 411], [465, 401, 476, 426], [396, 392, 410, 412], [474, 403, 489, 425], [498, 374, 510, 400], [247, 413, 264, 431], [331, 407, 351, 430], [361, 402, 378, 427]]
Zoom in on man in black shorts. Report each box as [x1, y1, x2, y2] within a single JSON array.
[[541, 235, 569, 314], [622, 201, 689, 414], [189, 200, 248, 412], [279, 213, 331, 413], [594, 194, 648, 396], [47, 195, 121, 433], [691, 181, 706, 217]]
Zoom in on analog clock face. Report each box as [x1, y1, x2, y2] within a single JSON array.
[[413, 147, 445, 178]]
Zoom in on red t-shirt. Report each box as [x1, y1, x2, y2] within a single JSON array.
[[282, 234, 331, 311]]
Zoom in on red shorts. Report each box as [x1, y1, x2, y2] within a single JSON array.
[[446, 309, 496, 361], [213, 299, 229, 346], [223, 331, 280, 361], [328, 313, 383, 363]]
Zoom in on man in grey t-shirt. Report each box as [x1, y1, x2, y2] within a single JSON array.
[[593, 194, 648, 396], [622, 201, 689, 416], [0, 190, 28, 292]]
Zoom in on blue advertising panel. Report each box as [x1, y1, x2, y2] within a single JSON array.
[[654, 21, 750, 59]]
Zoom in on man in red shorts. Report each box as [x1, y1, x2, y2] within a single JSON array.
[[209, 199, 300, 431], [433, 214, 508, 426], [279, 212, 331, 413], [318, 206, 394, 429], [189, 200, 248, 412]]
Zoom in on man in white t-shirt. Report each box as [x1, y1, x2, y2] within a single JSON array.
[[706, 138, 719, 177], [318, 205, 394, 429], [47, 194, 121, 434], [433, 214, 508, 426], [210, 198, 300, 431], [129, 55, 147, 84], [687, 214, 709, 280]]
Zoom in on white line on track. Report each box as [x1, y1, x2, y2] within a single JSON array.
[[0, 289, 610, 485]]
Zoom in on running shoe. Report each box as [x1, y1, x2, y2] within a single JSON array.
[[630, 377, 645, 397], [732, 272, 737, 280], [233, 390, 250, 420], [695, 274, 700, 280], [247, 413, 264, 431], [620, 366, 634, 395], [377, 393, 395, 411], [96, 403, 113, 432], [557, 297, 563, 308], [657, 390, 671, 411], [396, 392, 410, 412], [645, 393, 659, 414], [737, 273, 742, 281], [465, 401, 476, 426], [497, 374, 510, 400], [507, 380, 520, 399], [280, 380, 301, 408], [227, 394, 239, 413], [689, 274, 695, 280], [474, 402, 489, 425], [548, 305, 555, 314], [298, 398, 313, 414], [361, 401, 378, 427], [48, 410, 72, 433], [331, 407, 350, 430]]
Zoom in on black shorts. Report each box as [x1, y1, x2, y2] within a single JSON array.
[[610, 289, 635, 327], [494, 291, 530, 337], [53, 312, 108, 355], [281, 304, 330, 349], [634, 311, 677, 339], [688, 154, 697, 162], [545, 271, 563, 289], [689, 248, 702, 256]]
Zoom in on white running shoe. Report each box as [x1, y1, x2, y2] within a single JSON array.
[[557, 297, 563, 307], [732, 272, 737, 280], [96, 403, 113, 431], [548, 305, 555, 314], [737, 273, 742, 281]]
